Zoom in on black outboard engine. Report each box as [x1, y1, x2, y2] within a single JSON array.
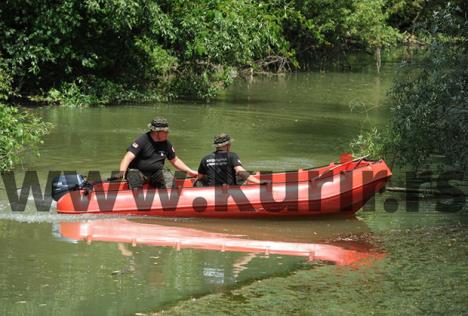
[[52, 173, 86, 201]]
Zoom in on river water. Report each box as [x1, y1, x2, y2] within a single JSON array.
[[0, 59, 466, 315]]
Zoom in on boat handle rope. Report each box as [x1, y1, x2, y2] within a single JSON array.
[[311, 154, 370, 181]]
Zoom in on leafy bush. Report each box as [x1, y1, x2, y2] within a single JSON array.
[[0, 0, 292, 103], [351, 5, 467, 169], [279, 0, 401, 65], [0, 105, 52, 171], [0, 59, 13, 101], [45, 77, 163, 107], [0, 0, 414, 104], [162, 0, 290, 99]]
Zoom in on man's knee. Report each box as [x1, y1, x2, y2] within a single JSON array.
[[126, 169, 144, 189]]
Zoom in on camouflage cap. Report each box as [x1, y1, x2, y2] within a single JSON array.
[[148, 117, 169, 132], [213, 133, 233, 147]]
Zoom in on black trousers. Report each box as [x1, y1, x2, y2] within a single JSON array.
[[127, 169, 166, 189], [148, 169, 166, 189]]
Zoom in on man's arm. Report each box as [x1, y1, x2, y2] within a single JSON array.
[[118, 151, 136, 178], [234, 165, 262, 184], [169, 157, 198, 177]]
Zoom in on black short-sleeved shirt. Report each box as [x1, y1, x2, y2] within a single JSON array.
[[198, 151, 242, 186], [127, 132, 176, 176]]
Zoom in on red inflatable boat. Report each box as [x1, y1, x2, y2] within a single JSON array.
[[56, 156, 391, 217]]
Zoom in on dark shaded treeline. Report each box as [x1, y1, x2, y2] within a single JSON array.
[[1, 0, 465, 104]]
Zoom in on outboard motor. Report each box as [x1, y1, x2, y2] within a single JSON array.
[[52, 173, 86, 201]]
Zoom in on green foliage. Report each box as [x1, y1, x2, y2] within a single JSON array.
[[345, 0, 401, 48], [350, 127, 386, 159], [0, 104, 52, 171], [8, 0, 454, 104], [2, 0, 463, 107], [351, 5, 467, 169], [45, 77, 163, 107], [0, 0, 294, 103], [386, 0, 467, 33], [0, 0, 175, 103], [170, 65, 235, 100], [172, 1, 289, 65], [0, 59, 13, 101], [166, 0, 290, 99], [134, 36, 177, 76], [277, 0, 401, 64]]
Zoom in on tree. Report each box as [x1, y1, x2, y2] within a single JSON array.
[[351, 4, 467, 169], [0, 104, 52, 171]]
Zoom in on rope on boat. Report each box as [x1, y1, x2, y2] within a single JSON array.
[[386, 186, 468, 197]]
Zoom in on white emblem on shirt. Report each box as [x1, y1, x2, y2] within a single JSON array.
[[132, 142, 139, 148], [206, 157, 228, 167]]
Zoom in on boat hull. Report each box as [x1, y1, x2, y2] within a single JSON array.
[[57, 159, 392, 218]]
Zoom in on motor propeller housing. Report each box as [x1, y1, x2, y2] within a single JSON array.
[[51, 174, 86, 201]]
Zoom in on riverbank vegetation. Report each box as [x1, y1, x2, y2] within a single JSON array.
[[2, 0, 463, 106], [0, 105, 52, 172], [351, 4, 467, 170]]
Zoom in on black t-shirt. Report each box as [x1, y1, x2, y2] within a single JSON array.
[[198, 151, 242, 186], [127, 132, 176, 176]]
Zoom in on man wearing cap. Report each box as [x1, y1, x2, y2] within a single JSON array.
[[119, 117, 197, 188], [196, 133, 263, 186]]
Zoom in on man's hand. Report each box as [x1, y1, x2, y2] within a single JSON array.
[[170, 157, 198, 178]]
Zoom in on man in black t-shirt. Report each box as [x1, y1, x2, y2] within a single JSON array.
[[197, 133, 263, 186], [119, 117, 197, 188]]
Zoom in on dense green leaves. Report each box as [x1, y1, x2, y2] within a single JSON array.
[[351, 5, 467, 169], [0, 104, 52, 171], [277, 0, 401, 66], [0, 59, 13, 101], [0, 0, 292, 103], [166, 0, 290, 99], [0, 0, 412, 104], [2, 0, 464, 105]]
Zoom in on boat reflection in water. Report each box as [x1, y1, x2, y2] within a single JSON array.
[[59, 218, 383, 267]]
